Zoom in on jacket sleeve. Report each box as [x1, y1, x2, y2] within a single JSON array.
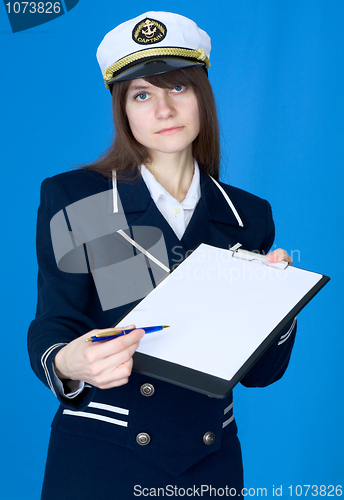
[[27, 177, 96, 410], [240, 200, 297, 388]]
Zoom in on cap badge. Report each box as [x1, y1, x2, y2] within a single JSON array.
[[132, 18, 167, 45]]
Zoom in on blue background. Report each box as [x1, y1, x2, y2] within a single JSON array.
[[1, 1, 343, 498]]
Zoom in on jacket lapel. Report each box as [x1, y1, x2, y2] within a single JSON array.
[[114, 170, 246, 269], [116, 176, 187, 270], [181, 171, 245, 252]]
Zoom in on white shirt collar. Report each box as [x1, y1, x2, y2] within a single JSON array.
[[140, 160, 201, 209]]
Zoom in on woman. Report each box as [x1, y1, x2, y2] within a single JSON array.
[[28, 11, 296, 499]]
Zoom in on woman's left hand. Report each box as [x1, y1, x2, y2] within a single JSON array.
[[265, 248, 293, 266]]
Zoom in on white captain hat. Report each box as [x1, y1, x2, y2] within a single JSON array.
[[96, 11, 211, 88]]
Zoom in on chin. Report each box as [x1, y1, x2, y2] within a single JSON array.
[[154, 147, 192, 155], [151, 139, 195, 155]]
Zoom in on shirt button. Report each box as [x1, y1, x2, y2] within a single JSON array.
[[171, 207, 181, 217], [136, 432, 151, 446], [140, 383, 155, 397], [203, 431, 215, 445]]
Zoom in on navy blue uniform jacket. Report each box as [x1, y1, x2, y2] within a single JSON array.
[[28, 168, 296, 497]]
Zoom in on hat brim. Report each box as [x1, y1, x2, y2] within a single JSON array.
[[107, 58, 205, 85]]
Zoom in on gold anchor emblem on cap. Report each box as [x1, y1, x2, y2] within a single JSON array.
[[132, 17, 167, 45], [141, 19, 157, 38]]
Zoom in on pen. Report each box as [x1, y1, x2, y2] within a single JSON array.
[[85, 325, 169, 343]]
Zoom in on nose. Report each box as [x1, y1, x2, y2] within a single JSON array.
[[155, 91, 175, 119]]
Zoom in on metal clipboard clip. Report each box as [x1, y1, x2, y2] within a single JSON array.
[[229, 243, 289, 270]]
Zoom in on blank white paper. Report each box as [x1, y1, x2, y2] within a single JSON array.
[[117, 244, 323, 381]]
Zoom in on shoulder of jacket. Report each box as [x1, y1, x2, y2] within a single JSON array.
[[216, 179, 271, 209], [41, 169, 110, 201]]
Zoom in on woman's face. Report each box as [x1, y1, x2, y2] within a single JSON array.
[[125, 78, 200, 158]]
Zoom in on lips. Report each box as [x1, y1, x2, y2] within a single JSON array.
[[156, 126, 184, 135]]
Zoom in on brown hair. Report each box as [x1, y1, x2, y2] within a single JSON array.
[[83, 66, 220, 180]]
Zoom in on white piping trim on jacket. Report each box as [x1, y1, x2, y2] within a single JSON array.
[[208, 175, 244, 227], [222, 415, 235, 428], [278, 317, 296, 346], [224, 402, 233, 415], [112, 171, 118, 213], [41, 343, 67, 396], [88, 402, 129, 415], [63, 409, 128, 427], [112, 170, 243, 229], [117, 229, 170, 273]]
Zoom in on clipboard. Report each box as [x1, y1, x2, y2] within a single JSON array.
[[116, 243, 330, 398]]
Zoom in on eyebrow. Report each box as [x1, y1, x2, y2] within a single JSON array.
[[128, 85, 151, 92]]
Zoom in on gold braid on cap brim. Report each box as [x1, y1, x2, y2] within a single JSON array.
[[103, 47, 210, 88]]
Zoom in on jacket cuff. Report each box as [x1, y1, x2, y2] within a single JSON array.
[[52, 364, 86, 399], [43, 344, 95, 410]]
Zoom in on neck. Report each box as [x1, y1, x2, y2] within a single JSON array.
[[145, 148, 194, 202]]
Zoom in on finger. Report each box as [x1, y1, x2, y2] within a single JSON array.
[[104, 339, 141, 367], [110, 358, 133, 381], [265, 249, 284, 262], [90, 359, 134, 389], [82, 331, 144, 373], [266, 248, 292, 265], [106, 328, 145, 352], [284, 254, 293, 265], [120, 324, 136, 331], [87, 328, 144, 355], [85, 324, 136, 338]]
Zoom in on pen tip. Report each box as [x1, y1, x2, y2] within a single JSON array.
[[162, 325, 170, 329]]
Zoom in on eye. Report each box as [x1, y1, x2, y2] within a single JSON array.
[[171, 85, 186, 93], [134, 92, 149, 101]]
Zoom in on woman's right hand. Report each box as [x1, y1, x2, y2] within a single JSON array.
[[53, 326, 145, 389]]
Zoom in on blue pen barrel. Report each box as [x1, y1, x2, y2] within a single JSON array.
[[88, 325, 167, 342], [141, 326, 162, 334]]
